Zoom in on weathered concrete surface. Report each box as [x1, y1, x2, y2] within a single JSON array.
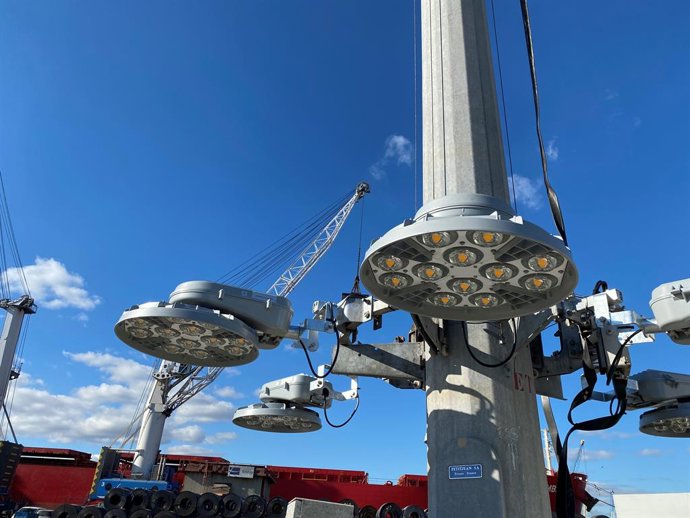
[[286, 498, 354, 518], [422, 1, 551, 517]]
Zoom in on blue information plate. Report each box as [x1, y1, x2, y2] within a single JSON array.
[[448, 464, 483, 480]]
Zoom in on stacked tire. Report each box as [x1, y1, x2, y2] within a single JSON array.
[[100, 489, 425, 518], [99, 489, 275, 518]]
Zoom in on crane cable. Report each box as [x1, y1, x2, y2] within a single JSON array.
[[0, 170, 31, 298], [519, 0, 569, 247], [217, 189, 352, 290]]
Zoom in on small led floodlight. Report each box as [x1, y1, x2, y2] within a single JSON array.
[[232, 402, 322, 433], [360, 194, 578, 321], [639, 402, 690, 438], [232, 373, 357, 433], [115, 302, 260, 367]]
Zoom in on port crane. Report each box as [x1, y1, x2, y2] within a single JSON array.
[[0, 173, 36, 444], [123, 182, 369, 480]]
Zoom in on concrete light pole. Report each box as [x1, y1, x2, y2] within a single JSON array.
[[421, 1, 551, 516]]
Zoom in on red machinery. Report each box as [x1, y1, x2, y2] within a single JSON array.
[[7, 447, 589, 514]]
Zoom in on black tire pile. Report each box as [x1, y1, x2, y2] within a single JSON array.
[[362, 502, 427, 518], [52, 489, 289, 518]]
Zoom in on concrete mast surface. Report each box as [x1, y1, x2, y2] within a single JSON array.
[[421, 1, 551, 516]]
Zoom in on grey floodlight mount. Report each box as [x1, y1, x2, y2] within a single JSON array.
[[232, 372, 358, 433], [115, 281, 294, 367], [360, 194, 578, 321], [588, 369, 690, 438], [628, 370, 690, 438]]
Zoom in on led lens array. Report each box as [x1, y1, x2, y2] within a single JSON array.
[[119, 314, 256, 364], [369, 230, 570, 313], [653, 417, 690, 434], [233, 403, 322, 433]]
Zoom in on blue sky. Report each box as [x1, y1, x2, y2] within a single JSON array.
[[0, 0, 688, 509]]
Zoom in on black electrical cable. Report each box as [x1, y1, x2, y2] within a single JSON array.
[[519, 0, 569, 247], [556, 360, 628, 518], [411, 313, 440, 354], [490, 0, 518, 213], [606, 328, 643, 386], [298, 319, 340, 379], [323, 395, 360, 429], [592, 280, 609, 294], [461, 319, 518, 368], [351, 200, 365, 293]]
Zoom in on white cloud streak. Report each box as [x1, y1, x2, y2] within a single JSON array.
[[639, 448, 662, 457], [215, 386, 244, 399], [4, 352, 240, 449], [567, 449, 614, 462], [206, 432, 238, 444], [545, 139, 559, 161], [6, 257, 101, 310], [604, 89, 619, 101], [369, 135, 413, 180], [509, 175, 543, 210]]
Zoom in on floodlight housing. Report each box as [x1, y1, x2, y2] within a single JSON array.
[[649, 278, 690, 345], [627, 370, 690, 409], [232, 402, 322, 433], [360, 193, 578, 321], [115, 302, 259, 367], [169, 281, 294, 348], [259, 374, 333, 409], [639, 402, 690, 438]]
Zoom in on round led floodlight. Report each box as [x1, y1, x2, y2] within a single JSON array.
[[360, 193, 578, 321], [232, 402, 322, 433], [639, 402, 690, 438], [115, 302, 260, 367]]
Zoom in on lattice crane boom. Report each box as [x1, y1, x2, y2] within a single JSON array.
[[269, 181, 369, 297], [128, 182, 369, 479]]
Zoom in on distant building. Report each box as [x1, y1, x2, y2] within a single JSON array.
[[613, 492, 690, 518]]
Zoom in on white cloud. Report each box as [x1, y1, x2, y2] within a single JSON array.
[[545, 139, 559, 161], [604, 89, 619, 101], [569, 449, 614, 462], [369, 164, 386, 181], [170, 392, 235, 424], [63, 351, 152, 388], [4, 351, 240, 448], [639, 448, 662, 456], [384, 135, 413, 165], [74, 313, 90, 323], [509, 174, 542, 210], [633, 116, 642, 128], [369, 135, 413, 180], [167, 425, 205, 444], [165, 444, 216, 456], [206, 432, 238, 444], [215, 386, 244, 399], [587, 450, 615, 461], [6, 257, 101, 310]]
